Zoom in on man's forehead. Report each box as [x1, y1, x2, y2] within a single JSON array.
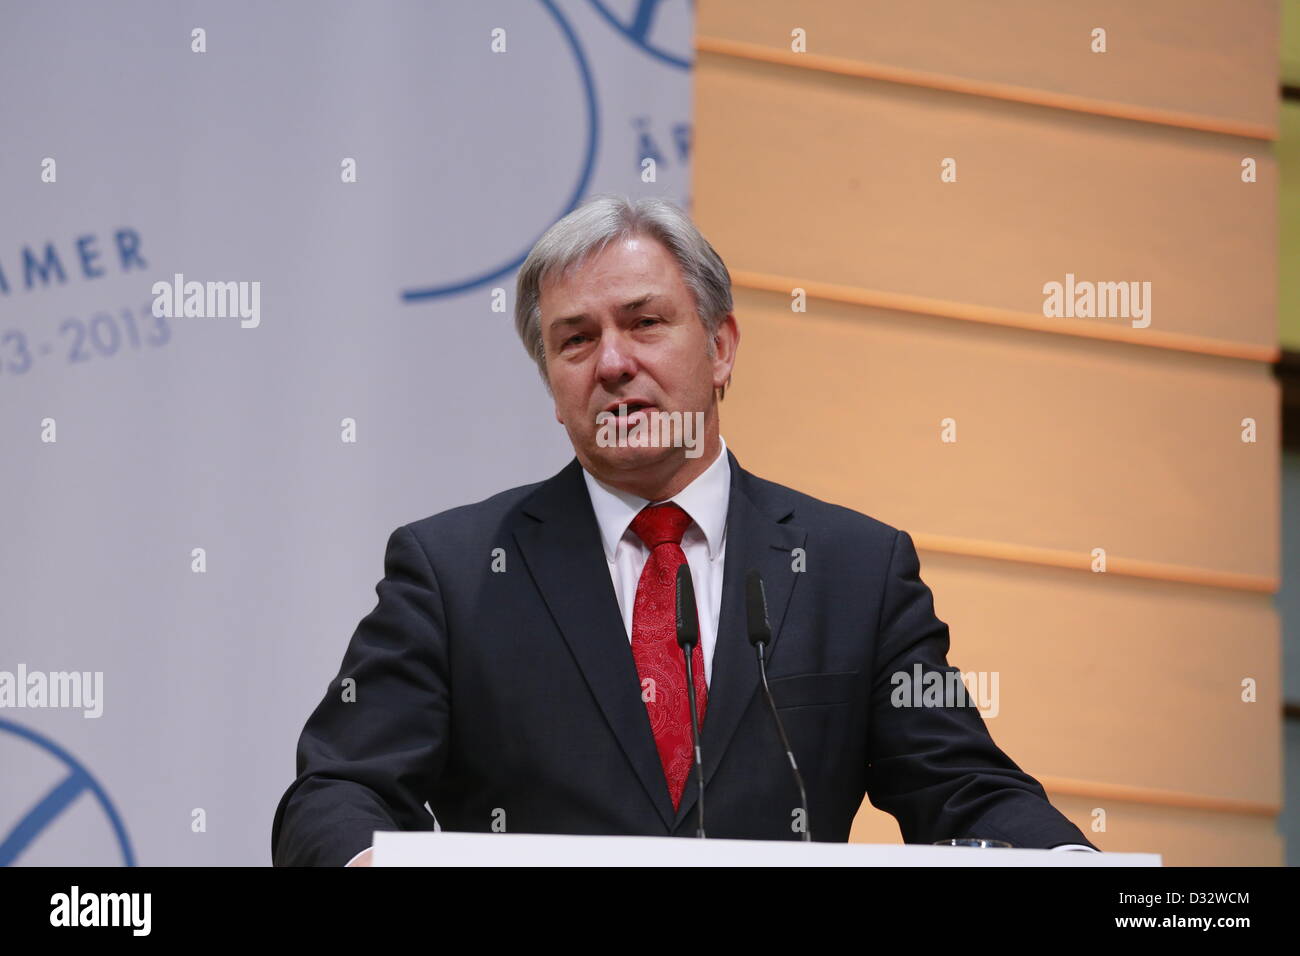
[[543, 290, 669, 329], [544, 276, 677, 321]]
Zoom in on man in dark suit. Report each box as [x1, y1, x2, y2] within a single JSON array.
[[271, 195, 1098, 866]]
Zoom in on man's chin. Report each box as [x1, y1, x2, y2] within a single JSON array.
[[584, 442, 681, 477]]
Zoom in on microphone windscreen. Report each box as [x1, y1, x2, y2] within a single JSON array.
[[745, 569, 772, 647], [675, 564, 699, 648]]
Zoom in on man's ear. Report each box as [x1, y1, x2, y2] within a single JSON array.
[[712, 312, 739, 389]]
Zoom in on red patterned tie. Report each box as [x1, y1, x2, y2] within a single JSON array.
[[629, 502, 708, 811]]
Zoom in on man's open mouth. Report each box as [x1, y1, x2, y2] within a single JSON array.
[[602, 401, 655, 417]]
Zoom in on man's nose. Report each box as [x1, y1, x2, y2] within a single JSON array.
[[595, 333, 637, 383]]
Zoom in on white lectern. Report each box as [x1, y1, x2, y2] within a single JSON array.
[[372, 832, 1161, 866]]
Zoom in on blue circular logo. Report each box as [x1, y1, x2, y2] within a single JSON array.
[[0, 718, 135, 866], [400, 0, 600, 303], [587, 0, 693, 69]]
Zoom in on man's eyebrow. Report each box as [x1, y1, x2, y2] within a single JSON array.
[[620, 293, 660, 311], [547, 294, 663, 331], [549, 314, 587, 331]]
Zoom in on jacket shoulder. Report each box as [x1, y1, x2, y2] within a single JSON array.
[[399, 474, 550, 552], [741, 468, 901, 550]]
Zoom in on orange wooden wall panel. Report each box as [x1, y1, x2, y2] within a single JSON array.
[[695, 0, 1282, 864], [698, 0, 1279, 132], [724, 288, 1279, 580], [695, 58, 1277, 349]]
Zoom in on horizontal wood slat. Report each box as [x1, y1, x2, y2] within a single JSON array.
[[698, 0, 1278, 136], [731, 269, 1280, 364]]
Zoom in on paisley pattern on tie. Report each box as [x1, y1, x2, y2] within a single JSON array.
[[629, 502, 707, 811]]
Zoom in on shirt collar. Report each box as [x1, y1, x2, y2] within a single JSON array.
[[581, 436, 731, 562]]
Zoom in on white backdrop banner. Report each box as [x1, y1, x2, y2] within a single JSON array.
[[0, 0, 693, 865]]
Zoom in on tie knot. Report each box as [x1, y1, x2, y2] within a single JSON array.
[[630, 502, 694, 549]]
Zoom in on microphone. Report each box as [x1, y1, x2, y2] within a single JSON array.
[[745, 569, 811, 841], [675, 563, 706, 838]]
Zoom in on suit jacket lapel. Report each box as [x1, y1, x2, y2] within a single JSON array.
[[512, 458, 678, 829], [672, 451, 805, 832]]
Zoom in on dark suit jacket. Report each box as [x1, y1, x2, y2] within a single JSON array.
[[271, 450, 1096, 865]]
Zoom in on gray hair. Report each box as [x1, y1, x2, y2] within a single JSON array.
[[513, 194, 733, 390]]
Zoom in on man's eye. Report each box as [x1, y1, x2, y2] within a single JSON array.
[[637, 317, 660, 328], [563, 333, 588, 348]]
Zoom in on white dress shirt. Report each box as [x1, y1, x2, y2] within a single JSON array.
[[581, 435, 730, 688], [345, 435, 1096, 862]]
